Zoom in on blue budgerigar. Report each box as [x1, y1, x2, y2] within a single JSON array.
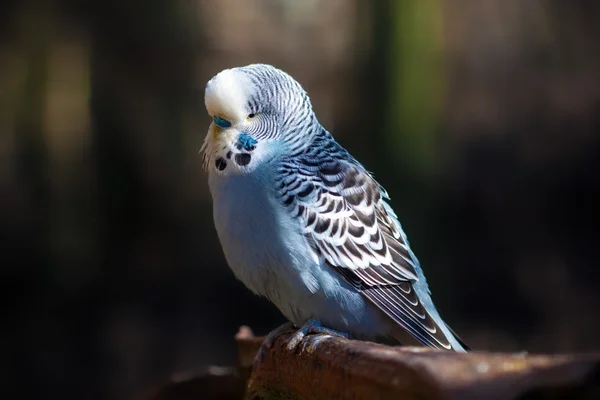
[[201, 64, 467, 352]]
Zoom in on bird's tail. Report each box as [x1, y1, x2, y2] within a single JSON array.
[[385, 312, 469, 352], [445, 323, 470, 351]]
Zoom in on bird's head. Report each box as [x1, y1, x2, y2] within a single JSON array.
[[201, 64, 317, 174]]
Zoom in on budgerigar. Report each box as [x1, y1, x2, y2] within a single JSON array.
[[201, 64, 467, 352]]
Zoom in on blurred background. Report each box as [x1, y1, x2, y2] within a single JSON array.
[[2, 0, 599, 398]]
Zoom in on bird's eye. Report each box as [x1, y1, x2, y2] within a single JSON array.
[[247, 113, 255, 119]]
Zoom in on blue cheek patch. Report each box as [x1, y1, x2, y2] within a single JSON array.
[[236, 133, 258, 151], [213, 116, 231, 128]]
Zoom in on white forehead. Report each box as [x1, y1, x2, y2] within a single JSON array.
[[204, 68, 255, 121]]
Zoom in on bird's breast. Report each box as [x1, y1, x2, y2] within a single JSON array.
[[207, 168, 380, 332], [208, 168, 308, 299]]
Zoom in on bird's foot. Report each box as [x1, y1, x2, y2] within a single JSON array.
[[287, 319, 349, 353], [254, 322, 296, 364]]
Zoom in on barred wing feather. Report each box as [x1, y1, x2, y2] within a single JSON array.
[[276, 150, 454, 350]]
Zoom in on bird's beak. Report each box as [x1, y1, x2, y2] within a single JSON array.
[[211, 123, 238, 145]]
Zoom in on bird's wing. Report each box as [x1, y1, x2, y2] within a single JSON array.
[[276, 144, 454, 349]]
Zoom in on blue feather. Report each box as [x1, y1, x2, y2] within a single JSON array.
[[237, 133, 258, 151]]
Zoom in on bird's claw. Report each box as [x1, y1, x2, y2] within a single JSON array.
[[286, 319, 349, 353], [255, 320, 350, 365]]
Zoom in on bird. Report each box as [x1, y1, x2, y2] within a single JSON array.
[[201, 63, 468, 352]]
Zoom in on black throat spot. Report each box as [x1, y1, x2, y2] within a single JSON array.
[[215, 157, 227, 171], [234, 153, 252, 167]]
